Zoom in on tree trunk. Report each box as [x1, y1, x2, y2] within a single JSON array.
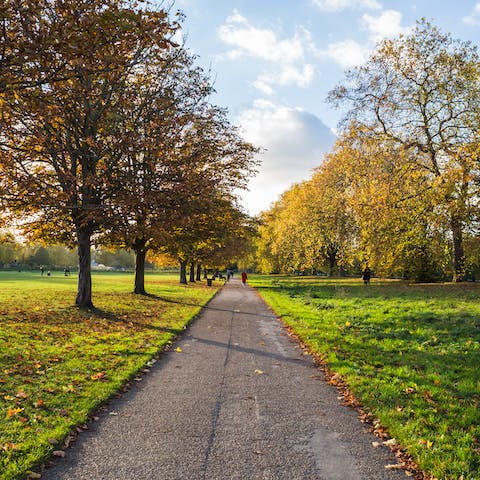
[[451, 214, 465, 282], [134, 248, 147, 294], [75, 227, 93, 309], [179, 260, 187, 284], [196, 263, 202, 281], [327, 245, 337, 277], [189, 261, 195, 283]]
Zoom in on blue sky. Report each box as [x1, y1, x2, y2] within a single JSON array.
[[171, 1, 480, 214]]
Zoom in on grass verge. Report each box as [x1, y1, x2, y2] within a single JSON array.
[[250, 275, 480, 480], [0, 271, 219, 480]]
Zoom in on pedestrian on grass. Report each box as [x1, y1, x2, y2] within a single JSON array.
[[241, 271, 248, 286], [40, 266, 44, 276], [362, 266, 371, 285]]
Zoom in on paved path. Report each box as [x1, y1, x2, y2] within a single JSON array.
[[43, 279, 406, 480]]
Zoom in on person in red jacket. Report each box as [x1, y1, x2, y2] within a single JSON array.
[[241, 271, 248, 286]]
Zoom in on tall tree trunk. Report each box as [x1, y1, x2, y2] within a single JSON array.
[[179, 260, 187, 284], [451, 214, 465, 282], [327, 245, 337, 277], [134, 247, 147, 295], [189, 261, 195, 282], [75, 227, 93, 309], [196, 263, 202, 281]]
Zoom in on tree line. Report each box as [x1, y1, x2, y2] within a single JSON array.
[[0, 0, 258, 307], [0, 233, 139, 270], [255, 20, 480, 282]]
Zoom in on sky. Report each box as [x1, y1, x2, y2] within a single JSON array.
[[169, 0, 480, 215]]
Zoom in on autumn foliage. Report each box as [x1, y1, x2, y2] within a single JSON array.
[[0, 0, 257, 307], [256, 21, 480, 282]]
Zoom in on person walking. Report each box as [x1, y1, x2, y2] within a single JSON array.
[[362, 266, 371, 285], [241, 271, 248, 286]]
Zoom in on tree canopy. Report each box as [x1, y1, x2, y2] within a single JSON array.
[[0, 0, 258, 306], [256, 21, 480, 282]]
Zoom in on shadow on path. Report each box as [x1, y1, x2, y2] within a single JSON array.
[[191, 336, 312, 367]]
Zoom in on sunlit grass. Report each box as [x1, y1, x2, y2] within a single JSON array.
[[250, 275, 480, 480], [0, 270, 219, 480]]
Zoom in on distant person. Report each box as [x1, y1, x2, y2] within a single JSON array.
[[40, 266, 44, 276], [241, 271, 248, 286], [362, 266, 371, 285], [226, 269, 231, 281], [47, 270, 51, 277], [64, 267, 70, 276]]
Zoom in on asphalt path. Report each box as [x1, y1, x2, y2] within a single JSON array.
[[42, 278, 407, 480]]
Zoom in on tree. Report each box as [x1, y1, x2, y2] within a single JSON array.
[[0, 0, 180, 307], [329, 126, 447, 281], [328, 20, 480, 281]]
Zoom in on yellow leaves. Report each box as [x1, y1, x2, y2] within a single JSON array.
[[61, 384, 75, 393], [6, 407, 24, 418], [175, 347, 182, 353], [33, 399, 45, 408], [2, 442, 19, 451], [90, 371, 106, 381], [419, 438, 433, 448], [254, 369, 264, 375]]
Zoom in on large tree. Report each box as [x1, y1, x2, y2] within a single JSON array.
[[0, 0, 179, 307], [328, 20, 480, 281]]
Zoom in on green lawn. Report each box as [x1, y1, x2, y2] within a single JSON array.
[[250, 275, 480, 480], [0, 270, 219, 480]]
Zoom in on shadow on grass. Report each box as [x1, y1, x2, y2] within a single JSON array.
[[88, 306, 185, 335]]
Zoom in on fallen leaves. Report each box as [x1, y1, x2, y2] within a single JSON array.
[[27, 472, 41, 479], [6, 407, 24, 419], [254, 369, 264, 375], [2, 442, 19, 451], [383, 438, 398, 447], [385, 463, 403, 470], [419, 439, 433, 448]]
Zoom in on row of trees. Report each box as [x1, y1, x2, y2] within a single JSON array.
[[256, 21, 480, 282], [0, 1, 258, 307], [0, 233, 77, 268], [0, 233, 139, 270]]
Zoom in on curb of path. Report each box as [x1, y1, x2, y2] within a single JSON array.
[[250, 286, 431, 480], [32, 283, 226, 479]]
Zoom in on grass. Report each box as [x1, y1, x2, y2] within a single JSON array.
[[250, 275, 480, 480], [0, 270, 219, 480]]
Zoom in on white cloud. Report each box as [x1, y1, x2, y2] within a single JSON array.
[[361, 10, 408, 42], [311, 0, 382, 12], [253, 64, 315, 94], [218, 10, 306, 63], [218, 11, 316, 95], [315, 10, 408, 68], [463, 3, 480, 25], [252, 78, 275, 96], [237, 100, 336, 214], [320, 39, 369, 68]]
